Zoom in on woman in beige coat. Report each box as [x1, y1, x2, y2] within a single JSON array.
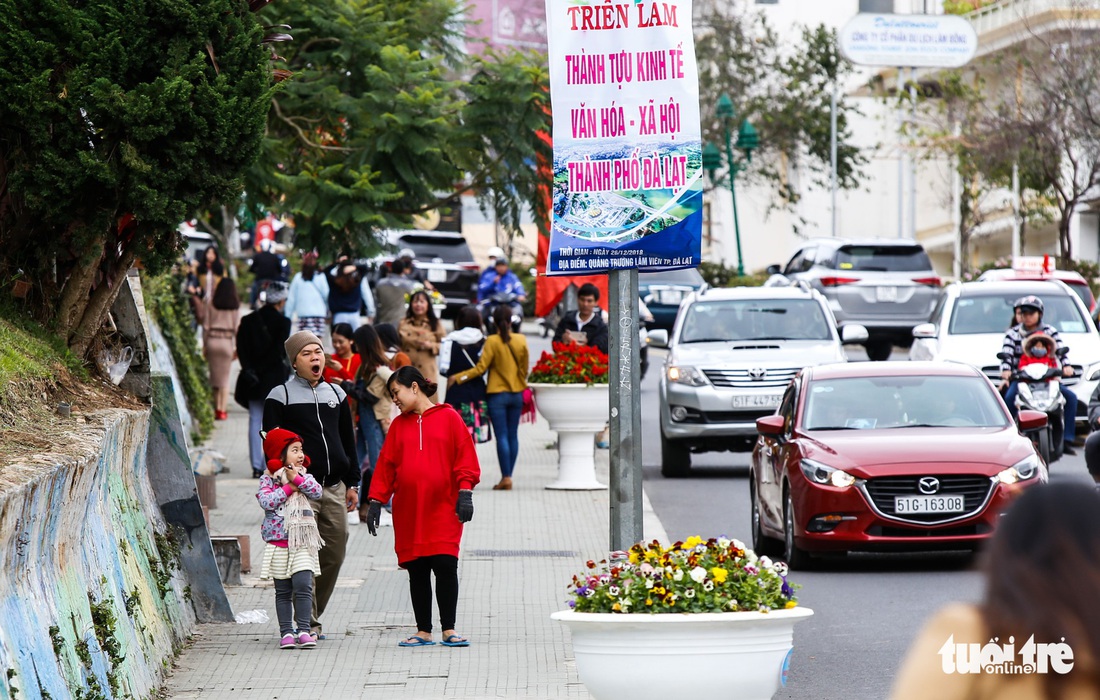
[[399, 290, 445, 382], [204, 277, 240, 420]]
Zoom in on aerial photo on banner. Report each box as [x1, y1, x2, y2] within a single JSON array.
[[544, 0, 702, 275]]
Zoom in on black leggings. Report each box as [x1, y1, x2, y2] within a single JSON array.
[[403, 555, 459, 633], [273, 570, 313, 636]]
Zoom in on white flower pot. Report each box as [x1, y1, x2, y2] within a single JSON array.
[[551, 608, 814, 700], [530, 383, 609, 490]]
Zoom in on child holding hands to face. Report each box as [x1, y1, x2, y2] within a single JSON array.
[[256, 428, 325, 649]]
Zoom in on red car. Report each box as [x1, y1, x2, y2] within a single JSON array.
[[751, 361, 1047, 569]]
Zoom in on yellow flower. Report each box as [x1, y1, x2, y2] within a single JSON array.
[[629, 551, 641, 564], [710, 567, 729, 583], [612, 603, 622, 612], [645, 598, 653, 607], [785, 600, 798, 609], [682, 535, 704, 550]]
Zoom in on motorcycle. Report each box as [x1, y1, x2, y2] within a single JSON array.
[[480, 292, 524, 334], [998, 350, 1067, 465]]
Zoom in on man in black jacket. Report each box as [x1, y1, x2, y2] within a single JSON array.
[[236, 281, 292, 478], [553, 282, 609, 354], [264, 330, 360, 640]]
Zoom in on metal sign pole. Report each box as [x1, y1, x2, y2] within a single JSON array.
[[608, 268, 643, 551]]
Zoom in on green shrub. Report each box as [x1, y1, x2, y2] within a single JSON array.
[[698, 261, 769, 288], [142, 269, 213, 442]]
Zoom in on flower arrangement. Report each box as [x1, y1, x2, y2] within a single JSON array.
[[405, 285, 446, 308], [528, 341, 609, 385], [567, 537, 798, 614]]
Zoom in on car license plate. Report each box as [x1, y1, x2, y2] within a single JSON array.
[[875, 286, 898, 302], [731, 394, 783, 409], [657, 289, 683, 305], [427, 268, 447, 283], [894, 495, 965, 514]]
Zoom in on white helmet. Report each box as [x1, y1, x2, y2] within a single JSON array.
[[487, 246, 505, 260]]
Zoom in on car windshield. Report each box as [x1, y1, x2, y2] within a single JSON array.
[[640, 268, 705, 287], [803, 375, 1010, 430], [679, 299, 832, 343], [949, 293, 1090, 335], [831, 245, 932, 272], [396, 236, 474, 263]]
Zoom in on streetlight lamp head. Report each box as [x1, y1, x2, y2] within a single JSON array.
[[702, 142, 722, 179], [716, 94, 735, 122], [736, 119, 759, 162]]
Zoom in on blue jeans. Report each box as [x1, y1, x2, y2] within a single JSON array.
[[356, 409, 385, 496], [487, 392, 523, 478], [249, 399, 265, 475], [1004, 382, 1077, 443]]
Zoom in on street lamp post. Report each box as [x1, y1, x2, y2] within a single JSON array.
[[703, 94, 758, 277]]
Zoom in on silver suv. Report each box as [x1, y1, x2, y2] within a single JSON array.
[[649, 285, 867, 477], [766, 238, 940, 361]]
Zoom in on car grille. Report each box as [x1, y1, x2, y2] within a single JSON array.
[[699, 409, 774, 424], [862, 475, 993, 524], [703, 367, 799, 389], [865, 523, 993, 538]]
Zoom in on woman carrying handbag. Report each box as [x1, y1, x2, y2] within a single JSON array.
[[441, 306, 491, 445], [448, 305, 528, 490]]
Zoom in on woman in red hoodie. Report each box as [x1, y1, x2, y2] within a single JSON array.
[[364, 366, 480, 648]]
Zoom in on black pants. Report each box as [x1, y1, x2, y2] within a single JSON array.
[[1085, 431, 1100, 480], [403, 554, 459, 633], [274, 570, 313, 636]]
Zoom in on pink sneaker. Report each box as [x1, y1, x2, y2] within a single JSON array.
[[280, 633, 296, 650], [296, 631, 316, 649]]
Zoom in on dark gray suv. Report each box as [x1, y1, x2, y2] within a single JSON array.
[[766, 239, 941, 361]]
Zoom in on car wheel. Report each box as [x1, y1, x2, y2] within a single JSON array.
[[750, 481, 782, 557], [660, 431, 691, 478], [865, 339, 893, 362], [782, 487, 813, 570]]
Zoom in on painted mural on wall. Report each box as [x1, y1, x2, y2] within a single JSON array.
[[0, 410, 193, 699]]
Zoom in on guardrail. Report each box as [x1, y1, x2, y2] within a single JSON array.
[[967, 0, 1100, 38]]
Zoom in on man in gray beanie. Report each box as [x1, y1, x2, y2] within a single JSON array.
[[264, 328, 359, 641], [236, 281, 291, 478]]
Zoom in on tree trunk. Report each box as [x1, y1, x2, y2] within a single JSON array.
[[68, 247, 138, 360], [1059, 210, 1073, 264], [55, 242, 104, 342]]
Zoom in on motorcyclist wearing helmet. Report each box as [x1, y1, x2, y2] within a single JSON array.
[[397, 247, 434, 291], [478, 246, 506, 293], [999, 294, 1078, 454]]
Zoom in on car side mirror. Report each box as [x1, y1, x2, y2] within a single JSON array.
[[756, 415, 786, 436], [912, 323, 936, 339], [646, 329, 669, 348], [765, 264, 781, 276], [996, 351, 1013, 363], [1056, 346, 1069, 358], [1018, 410, 1048, 432], [840, 324, 869, 344]]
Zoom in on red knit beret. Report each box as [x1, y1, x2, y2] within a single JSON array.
[[261, 428, 310, 471]]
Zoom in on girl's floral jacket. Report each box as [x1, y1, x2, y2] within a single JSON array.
[[256, 470, 323, 544]]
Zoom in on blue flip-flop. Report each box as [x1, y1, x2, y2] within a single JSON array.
[[398, 636, 435, 647], [442, 634, 470, 647]]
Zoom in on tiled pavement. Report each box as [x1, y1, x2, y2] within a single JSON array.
[[161, 342, 668, 699]]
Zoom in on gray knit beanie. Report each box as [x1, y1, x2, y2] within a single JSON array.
[[285, 330, 323, 364]]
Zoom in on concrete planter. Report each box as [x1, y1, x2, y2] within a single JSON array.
[[530, 383, 609, 490], [551, 607, 814, 700]]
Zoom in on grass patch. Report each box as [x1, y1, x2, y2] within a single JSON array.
[[0, 312, 84, 386]]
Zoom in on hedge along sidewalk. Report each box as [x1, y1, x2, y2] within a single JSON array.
[[161, 359, 669, 699]]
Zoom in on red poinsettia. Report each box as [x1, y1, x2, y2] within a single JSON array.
[[528, 342, 610, 385]]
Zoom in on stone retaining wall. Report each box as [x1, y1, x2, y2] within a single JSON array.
[[0, 408, 193, 700]]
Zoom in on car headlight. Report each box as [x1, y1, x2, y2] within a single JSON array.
[[995, 454, 1043, 485], [1086, 363, 1100, 382], [799, 458, 856, 488], [667, 365, 708, 386]]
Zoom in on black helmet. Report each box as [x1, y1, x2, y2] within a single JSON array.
[[1013, 295, 1044, 315]]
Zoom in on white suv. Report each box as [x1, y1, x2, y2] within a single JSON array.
[[649, 284, 867, 477]]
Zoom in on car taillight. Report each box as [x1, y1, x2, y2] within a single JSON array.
[[820, 276, 859, 287], [912, 276, 942, 287], [460, 263, 480, 271]]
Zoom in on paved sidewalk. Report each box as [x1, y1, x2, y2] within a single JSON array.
[[162, 363, 668, 698]]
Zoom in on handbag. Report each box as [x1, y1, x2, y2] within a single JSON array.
[[503, 341, 537, 424], [233, 368, 260, 408], [465, 400, 493, 444]]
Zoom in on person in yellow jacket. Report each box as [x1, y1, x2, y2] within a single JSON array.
[[448, 305, 528, 490]]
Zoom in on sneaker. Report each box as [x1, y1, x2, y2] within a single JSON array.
[[297, 631, 316, 649], [379, 509, 394, 528], [347, 510, 360, 526], [1063, 444, 1077, 456], [280, 633, 296, 650]]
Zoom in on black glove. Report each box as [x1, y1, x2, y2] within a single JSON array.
[[456, 490, 474, 523], [365, 500, 382, 536]]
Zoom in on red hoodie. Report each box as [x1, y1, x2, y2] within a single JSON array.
[[369, 403, 481, 564]]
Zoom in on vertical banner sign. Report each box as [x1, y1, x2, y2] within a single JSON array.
[[544, 0, 703, 275]]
